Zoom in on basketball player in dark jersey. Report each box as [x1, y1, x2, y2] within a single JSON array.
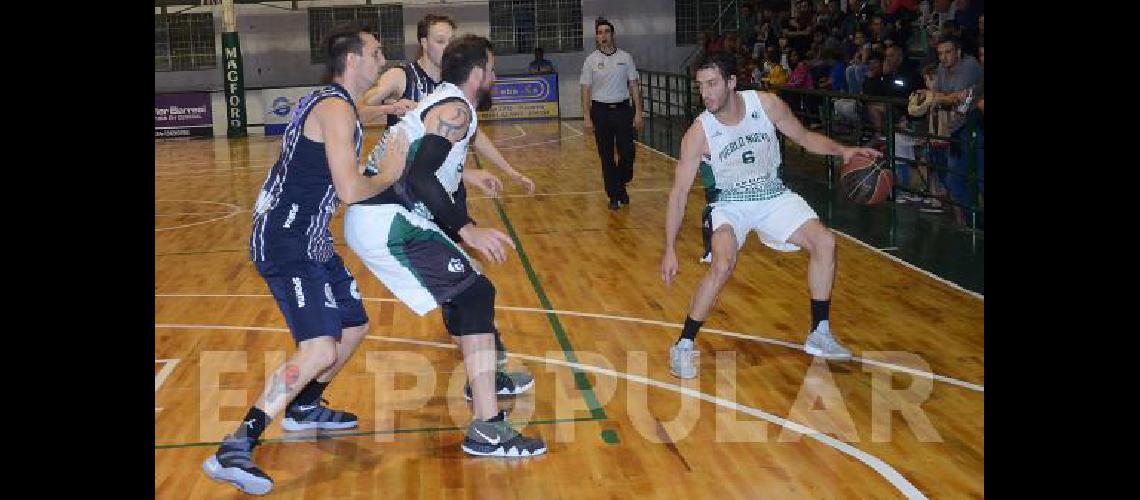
[[201, 27, 397, 495], [358, 14, 535, 196]]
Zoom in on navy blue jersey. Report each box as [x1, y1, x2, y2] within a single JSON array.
[[250, 83, 361, 264], [385, 61, 442, 127]]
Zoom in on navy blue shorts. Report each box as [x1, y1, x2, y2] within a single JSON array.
[[255, 253, 369, 343]]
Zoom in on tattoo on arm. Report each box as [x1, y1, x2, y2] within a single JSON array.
[[434, 105, 470, 140]]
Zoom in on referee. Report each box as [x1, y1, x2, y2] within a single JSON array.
[[581, 17, 643, 210]]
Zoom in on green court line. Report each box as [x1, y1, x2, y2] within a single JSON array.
[[155, 416, 601, 450], [492, 198, 608, 421]]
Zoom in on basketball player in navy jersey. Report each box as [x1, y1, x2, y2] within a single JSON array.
[[661, 52, 881, 379], [202, 26, 398, 495]]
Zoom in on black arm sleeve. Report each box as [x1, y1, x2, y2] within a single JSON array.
[[406, 133, 473, 240]]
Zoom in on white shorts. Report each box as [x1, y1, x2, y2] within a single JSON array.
[[709, 190, 818, 253], [344, 204, 481, 316]]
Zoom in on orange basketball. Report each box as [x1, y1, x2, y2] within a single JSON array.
[[840, 154, 893, 205]]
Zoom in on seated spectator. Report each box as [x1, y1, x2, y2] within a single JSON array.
[[845, 42, 872, 94], [724, 32, 742, 56], [787, 49, 815, 90], [737, 53, 757, 87], [778, 35, 792, 68], [785, 0, 815, 53], [885, 0, 919, 23], [763, 60, 790, 88], [527, 47, 555, 74], [845, 30, 868, 60], [819, 48, 848, 93], [763, 46, 789, 74], [740, 3, 758, 48], [825, 25, 845, 53], [869, 16, 894, 45], [859, 51, 887, 135]]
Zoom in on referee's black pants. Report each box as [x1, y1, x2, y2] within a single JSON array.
[[589, 100, 635, 203]]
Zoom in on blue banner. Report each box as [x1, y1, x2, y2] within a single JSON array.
[[478, 73, 560, 121]]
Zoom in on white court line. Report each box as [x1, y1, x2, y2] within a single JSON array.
[[154, 293, 982, 392], [632, 140, 984, 302], [497, 123, 583, 150], [155, 358, 180, 392], [489, 124, 527, 143], [155, 165, 269, 177], [154, 200, 243, 232], [149, 322, 927, 499], [155, 212, 237, 216], [832, 230, 984, 301], [155, 158, 276, 167]]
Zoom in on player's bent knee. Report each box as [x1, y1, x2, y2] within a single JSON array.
[[445, 276, 496, 336], [299, 338, 339, 369]]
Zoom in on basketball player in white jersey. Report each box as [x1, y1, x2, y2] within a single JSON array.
[[661, 52, 881, 379], [344, 35, 546, 457]]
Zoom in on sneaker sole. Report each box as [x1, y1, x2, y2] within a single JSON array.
[[461, 443, 547, 457], [202, 455, 273, 495], [669, 364, 698, 379], [280, 417, 358, 432], [803, 345, 853, 360], [463, 378, 536, 401]]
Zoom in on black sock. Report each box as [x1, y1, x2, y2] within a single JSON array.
[[494, 328, 505, 354], [677, 316, 704, 344], [292, 380, 329, 408], [811, 300, 831, 331], [485, 410, 506, 422], [234, 407, 270, 442]]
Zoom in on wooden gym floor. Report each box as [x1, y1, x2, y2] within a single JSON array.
[[155, 120, 983, 499]]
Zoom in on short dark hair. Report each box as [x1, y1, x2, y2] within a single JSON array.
[[695, 51, 737, 81], [325, 25, 374, 78], [441, 34, 494, 85], [921, 63, 938, 77], [937, 36, 961, 50], [595, 17, 615, 34], [417, 14, 456, 42]]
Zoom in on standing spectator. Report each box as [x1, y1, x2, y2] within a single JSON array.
[[906, 63, 949, 212], [930, 36, 982, 223]]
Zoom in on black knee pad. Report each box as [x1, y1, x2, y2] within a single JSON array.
[[444, 275, 496, 336], [701, 204, 714, 258]]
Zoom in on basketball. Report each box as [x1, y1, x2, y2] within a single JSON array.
[[840, 153, 893, 205]]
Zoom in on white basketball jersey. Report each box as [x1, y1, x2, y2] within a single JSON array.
[[366, 82, 477, 199], [697, 90, 787, 202]]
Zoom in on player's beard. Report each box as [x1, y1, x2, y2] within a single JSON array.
[[476, 87, 493, 111]]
